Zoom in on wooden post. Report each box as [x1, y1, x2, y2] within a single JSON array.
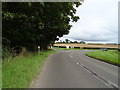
[[38, 46, 40, 53]]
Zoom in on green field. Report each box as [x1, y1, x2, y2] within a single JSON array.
[[2, 50, 56, 88], [86, 50, 119, 66]]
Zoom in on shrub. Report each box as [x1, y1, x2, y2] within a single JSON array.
[[2, 46, 10, 60]]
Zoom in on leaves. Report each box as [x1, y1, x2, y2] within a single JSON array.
[[2, 2, 81, 50]]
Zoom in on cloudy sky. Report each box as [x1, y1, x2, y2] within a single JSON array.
[[58, 0, 119, 43]]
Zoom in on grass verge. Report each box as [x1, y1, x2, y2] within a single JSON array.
[[2, 50, 56, 88], [86, 50, 119, 66]]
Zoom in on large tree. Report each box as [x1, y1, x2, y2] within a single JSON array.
[[2, 2, 82, 51]]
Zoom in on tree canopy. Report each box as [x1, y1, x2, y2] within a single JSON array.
[[2, 2, 82, 51]]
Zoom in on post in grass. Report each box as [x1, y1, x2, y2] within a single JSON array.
[[38, 46, 40, 53]]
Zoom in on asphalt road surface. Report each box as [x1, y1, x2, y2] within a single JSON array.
[[30, 50, 119, 88]]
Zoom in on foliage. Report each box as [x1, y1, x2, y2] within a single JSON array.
[[79, 41, 86, 44], [2, 2, 82, 51], [2, 47, 10, 59], [65, 39, 70, 43], [56, 39, 86, 44]]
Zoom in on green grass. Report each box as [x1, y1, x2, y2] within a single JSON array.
[[2, 50, 56, 88], [86, 50, 119, 66]]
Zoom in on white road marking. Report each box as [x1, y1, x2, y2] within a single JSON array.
[[68, 51, 119, 89], [107, 81, 119, 89], [70, 57, 119, 88]]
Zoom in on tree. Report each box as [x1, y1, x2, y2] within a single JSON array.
[[80, 41, 86, 44], [2, 2, 82, 51], [65, 39, 70, 43], [63, 41, 66, 43], [74, 41, 78, 43], [70, 41, 73, 43]]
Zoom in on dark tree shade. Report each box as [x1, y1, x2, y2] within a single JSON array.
[[2, 2, 82, 51]]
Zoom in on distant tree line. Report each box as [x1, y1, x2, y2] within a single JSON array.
[[2, 2, 82, 57], [56, 39, 86, 44]]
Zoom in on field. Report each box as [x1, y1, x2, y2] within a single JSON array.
[[54, 44, 118, 49], [2, 50, 56, 88], [86, 50, 119, 66]]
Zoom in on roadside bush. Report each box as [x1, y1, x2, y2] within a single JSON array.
[[2, 46, 10, 60]]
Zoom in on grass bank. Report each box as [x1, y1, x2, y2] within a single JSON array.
[[2, 50, 56, 88], [86, 50, 119, 66]]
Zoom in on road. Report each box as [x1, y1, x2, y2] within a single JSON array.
[[30, 50, 119, 88]]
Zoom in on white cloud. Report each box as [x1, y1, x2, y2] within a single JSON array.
[[58, 0, 119, 43]]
